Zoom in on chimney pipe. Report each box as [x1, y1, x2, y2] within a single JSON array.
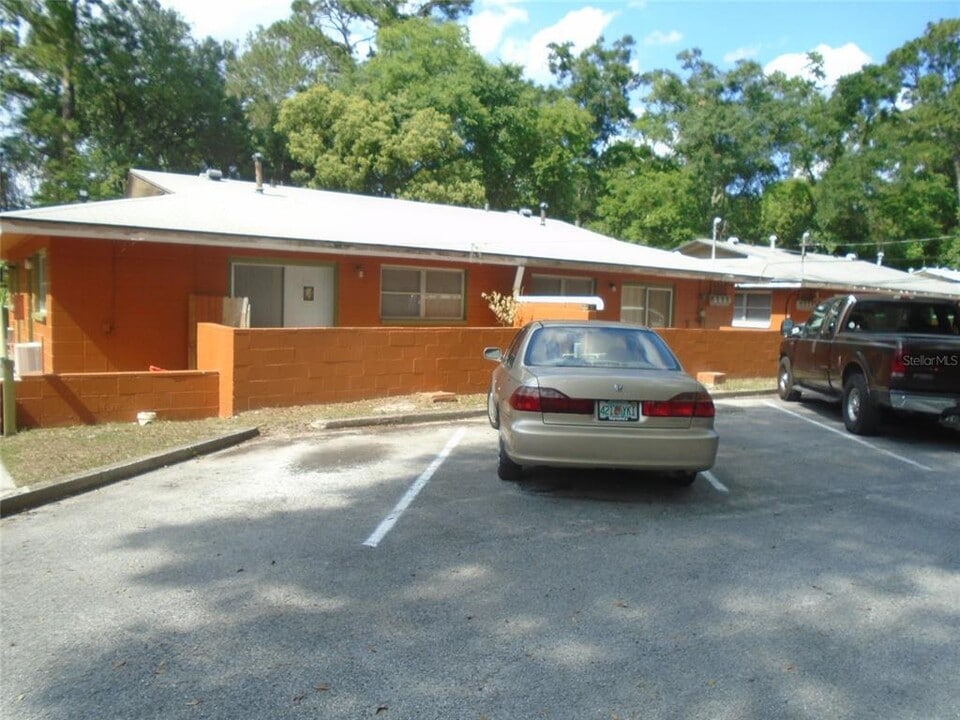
[[253, 152, 264, 194], [540, 202, 548, 226], [769, 234, 777, 250]]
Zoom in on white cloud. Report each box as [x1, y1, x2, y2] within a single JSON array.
[[643, 29, 682, 47], [466, 1, 529, 55], [724, 46, 759, 64], [500, 6, 617, 84], [159, 0, 287, 42], [764, 42, 871, 89]]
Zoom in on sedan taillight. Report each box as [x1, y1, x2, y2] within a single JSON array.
[[509, 386, 594, 415], [642, 392, 715, 418]]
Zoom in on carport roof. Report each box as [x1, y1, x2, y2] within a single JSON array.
[[676, 239, 960, 299], [0, 169, 732, 280]]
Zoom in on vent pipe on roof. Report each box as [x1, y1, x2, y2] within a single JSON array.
[[769, 234, 777, 249], [540, 201, 548, 226], [253, 152, 264, 194], [877, 251, 885, 266]]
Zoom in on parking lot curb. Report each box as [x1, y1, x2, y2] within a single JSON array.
[[711, 388, 777, 399], [0, 427, 260, 518], [316, 408, 487, 430]]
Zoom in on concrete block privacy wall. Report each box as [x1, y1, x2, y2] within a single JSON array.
[[197, 324, 781, 416], [3, 371, 219, 429], [4, 326, 780, 428]]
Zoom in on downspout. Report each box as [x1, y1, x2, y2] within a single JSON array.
[[513, 266, 525, 297]]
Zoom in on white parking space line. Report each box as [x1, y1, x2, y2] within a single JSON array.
[[762, 401, 932, 471], [702, 471, 729, 493], [363, 427, 467, 548]]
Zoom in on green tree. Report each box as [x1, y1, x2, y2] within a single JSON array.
[[81, 0, 250, 195], [760, 179, 816, 249], [592, 149, 702, 247], [279, 18, 590, 214], [812, 20, 959, 266], [2, 0, 250, 204], [637, 51, 799, 239], [1, 0, 93, 204]]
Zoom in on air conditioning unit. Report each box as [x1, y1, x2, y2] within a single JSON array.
[[13, 342, 43, 377]]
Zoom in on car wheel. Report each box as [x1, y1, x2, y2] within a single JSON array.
[[673, 471, 697, 487], [778, 358, 801, 401], [487, 391, 499, 429], [842, 373, 879, 435], [497, 435, 522, 481]]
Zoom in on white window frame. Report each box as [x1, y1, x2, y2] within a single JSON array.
[[620, 284, 674, 327], [380, 266, 465, 321], [732, 292, 772, 329], [529, 273, 595, 296], [34, 251, 48, 319]]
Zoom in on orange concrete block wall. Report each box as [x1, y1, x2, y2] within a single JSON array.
[[197, 323, 518, 414], [3, 371, 220, 429], [659, 329, 781, 379], [197, 323, 780, 417]]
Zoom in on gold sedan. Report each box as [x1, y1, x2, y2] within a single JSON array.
[[484, 321, 719, 485]]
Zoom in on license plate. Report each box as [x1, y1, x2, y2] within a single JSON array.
[[598, 400, 639, 422]]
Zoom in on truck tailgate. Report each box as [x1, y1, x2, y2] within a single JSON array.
[[896, 338, 960, 394]]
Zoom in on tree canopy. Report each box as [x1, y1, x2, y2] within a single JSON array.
[[2, 2, 957, 267]]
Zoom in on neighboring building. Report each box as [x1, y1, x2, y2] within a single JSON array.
[[676, 238, 960, 331], [912, 267, 960, 284]]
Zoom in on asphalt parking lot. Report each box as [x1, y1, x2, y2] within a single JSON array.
[[2, 397, 958, 720]]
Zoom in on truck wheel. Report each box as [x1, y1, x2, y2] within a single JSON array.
[[778, 358, 801, 401], [842, 373, 880, 435], [497, 435, 522, 481]]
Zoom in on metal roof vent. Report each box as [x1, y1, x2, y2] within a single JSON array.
[[204, 168, 223, 181]]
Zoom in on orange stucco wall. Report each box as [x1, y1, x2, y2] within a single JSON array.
[[3, 371, 219, 429]]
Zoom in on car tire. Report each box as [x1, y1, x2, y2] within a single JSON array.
[[487, 391, 499, 429], [673, 471, 698, 487], [497, 435, 522, 481], [842, 373, 879, 435], [778, 358, 801, 401]]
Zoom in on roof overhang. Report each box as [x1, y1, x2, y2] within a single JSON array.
[[0, 216, 752, 283]]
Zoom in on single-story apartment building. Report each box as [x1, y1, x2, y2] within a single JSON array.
[[1, 168, 757, 375], [1, 169, 957, 427]]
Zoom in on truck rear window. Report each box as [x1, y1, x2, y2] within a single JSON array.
[[846, 301, 959, 335]]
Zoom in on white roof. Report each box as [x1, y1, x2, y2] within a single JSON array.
[[0, 169, 726, 279], [913, 267, 960, 283], [676, 239, 960, 299]]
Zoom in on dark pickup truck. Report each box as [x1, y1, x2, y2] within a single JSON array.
[[778, 294, 960, 435]]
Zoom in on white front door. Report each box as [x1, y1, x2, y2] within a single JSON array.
[[283, 264, 334, 327]]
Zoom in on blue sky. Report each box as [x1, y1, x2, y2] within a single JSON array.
[[161, 0, 956, 88]]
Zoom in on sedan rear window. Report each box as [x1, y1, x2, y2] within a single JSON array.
[[524, 327, 681, 370]]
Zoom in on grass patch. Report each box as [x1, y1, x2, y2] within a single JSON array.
[[0, 379, 774, 489]]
